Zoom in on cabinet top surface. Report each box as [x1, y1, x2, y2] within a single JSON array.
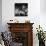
[[7, 23, 34, 25]]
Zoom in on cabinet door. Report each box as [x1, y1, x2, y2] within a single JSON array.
[[11, 32, 28, 46]]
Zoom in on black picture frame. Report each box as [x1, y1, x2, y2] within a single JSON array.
[[14, 3, 28, 16]]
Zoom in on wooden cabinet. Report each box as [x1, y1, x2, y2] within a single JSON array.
[[7, 23, 34, 46]]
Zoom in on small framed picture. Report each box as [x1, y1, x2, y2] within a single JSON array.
[[14, 3, 28, 16]]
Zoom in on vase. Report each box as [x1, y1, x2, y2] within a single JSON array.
[[39, 40, 45, 46]]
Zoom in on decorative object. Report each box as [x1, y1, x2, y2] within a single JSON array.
[[14, 3, 28, 16], [25, 17, 30, 23], [9, 19, 19, 23], [36, 25, 45, 46], [10, 20, 13, 21], [25, 20, 30, 23]]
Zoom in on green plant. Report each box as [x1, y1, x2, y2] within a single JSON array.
[[36, 25, 45, 41]]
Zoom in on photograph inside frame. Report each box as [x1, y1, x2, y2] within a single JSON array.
[[14, 3, 28, 16]]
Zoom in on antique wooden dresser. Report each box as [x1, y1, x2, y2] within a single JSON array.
[[7, 23, 34, 46]]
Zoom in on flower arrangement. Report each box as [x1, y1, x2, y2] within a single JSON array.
[[36, 25, 45, 41]]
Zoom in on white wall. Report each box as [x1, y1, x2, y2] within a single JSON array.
[[2, 0, 46, 46], [40, 0, 46, 13], [40, 0, 46, 31], [0, 0, 2, 32], [2, 0, 40, 30]]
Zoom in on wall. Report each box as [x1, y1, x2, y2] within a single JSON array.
[[2, 0, 46, 46], [2, 0, 40, 30], [40, 0, 46, 13], [40, 0, 46, 31], [0, 0, 2, 32]]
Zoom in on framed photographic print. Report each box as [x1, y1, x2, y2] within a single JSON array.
[[14, 3, 28, 16]]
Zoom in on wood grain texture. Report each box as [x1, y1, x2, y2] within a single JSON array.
[[7, 23, 34, 46]]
